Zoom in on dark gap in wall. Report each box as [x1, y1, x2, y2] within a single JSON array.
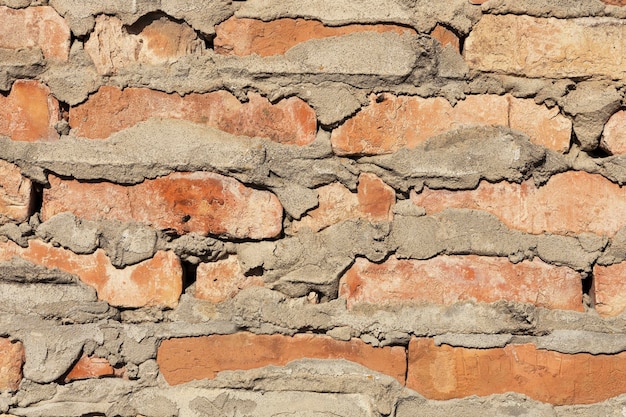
[[126, 11, 184, 35], [582, 273, 594, 309], [29, 183, 43, 220], [200, 32, 215, 50], [587, 146, 612, 159], [181, 261, 198, 293], [244, 265, 264, 277]]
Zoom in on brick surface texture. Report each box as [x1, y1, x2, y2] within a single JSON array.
[[0, 338, 23, 391]]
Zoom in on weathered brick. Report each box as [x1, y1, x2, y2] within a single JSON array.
[[593, 262, 626, 317], [0, 240, 182, 308], [407, 338, 626, 405], [64, 355, 115, 383], [331, 94, 570, 155], [43, 172, 283, 239], [0, 160, 32, 225], [0, 6, 70, 61], [291, 173, 394, 233], [603, 0, 626, 4], [411, 171, 626, 236], [157, 333, 406, 385], [430, 24, 460, 52], [0, 80, 60, 142], [465, 14, 626, 79], [84, 15, 204, 74], [0, 338, 23, 391], [601, 110, 626, 155], [195, 255, 264, 303], [339, 255, 582, 310], [69, 86, 316, 144], [214, 17, 416, 56]]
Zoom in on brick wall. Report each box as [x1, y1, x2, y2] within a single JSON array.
[[2, 0, 626, 416]]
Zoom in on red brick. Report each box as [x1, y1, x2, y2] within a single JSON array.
[[411, 171, 626, 236], [407, 338, 626, 405], [64, 355, 115, 382], [291, 173, 394, 233], [600, 0, 626, 5], [195, 255, 264, 303], [330, 94, 569, 155], [339, 255, 582, 311], [430, 24, 460, 52], [593, 262, 626, 317], [157, 332, 406, 385], [84, 15, 203, 74], [601, 110, 626, 155], [69, 86, 316, 144], [0, 240, 182, 308], [0, 338, 23, 391], [0, 160, 32, 225], [0, 80, 60, 142], [0, 6, 70, 61], [43, 172, 283, 239], [214, 17, 416, 56]]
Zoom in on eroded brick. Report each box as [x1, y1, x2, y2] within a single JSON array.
[[195, 255, 264, 303], [214, 17, 416, 56], [339, 255, 582, 310], [0, 338, 23, 391], [64, 355, 115, 382], [85, 15, 203, 74], [465, 14, 626, 79], [411, 171, 626, 236], [0, 240, 182, 308], [157, 333, 406, 385], [593, 262, 626, 317], [69, 86, 316, 144], [430, 24, 460, 52], [0, 160, 32, 225], [42, 172, 283, 240], [330, 94, 570, 155], [0, 6, 70, 61], [407, 338, 626, 405], [291, 173, 394, 233], [601, 110, 626, 155], [0, 80, 60, 142]]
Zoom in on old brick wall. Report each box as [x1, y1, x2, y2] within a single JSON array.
[[2, 0, 626, 416]]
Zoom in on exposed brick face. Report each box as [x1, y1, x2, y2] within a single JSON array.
[[411, 171, 626, 236], [601, 110, 626, 155], [214, 17, 416, 56], [0, 160, 32, 225], [0, 240, 183, 308], [465, 14, 626, 78], [339, 255, 583, 310], [157, 333, 407, 385], [593, 262, 626, 317], [0, 338, 23, 391], [430, 24, 460, 52], [330, 94, 570, 155], [195, 255, 264, 303], [64, 355, 115, 383], [42, 172, 283, 239], [69, 86, 317, 144], [0, 6, 70, 61], [407, 338, 626, 405], [0, 80, 60, 142]]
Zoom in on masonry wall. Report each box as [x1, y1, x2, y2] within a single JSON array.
[[3, 0, 626, 416]]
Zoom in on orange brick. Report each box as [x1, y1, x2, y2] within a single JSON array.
[[0, 160, 32, 224], [330, 94, 569, 155], [411, 171, 626, 236], [0, 6, 70, 61], [214, 17, 416, 56], [0, 240, 182, 308], [0, 338, 23, 391], [42, 172, 283, 239], [69, 86, 316, 144], [407, 338, 626, 405], [357, 173, 395, 221], [430, 24, 460, 52], [601, 110, 626, 155], [0, 80, 60, 142], [339, 255, 582, 310], [195, 255, 264, 303], [157, 333, 406, 385], [84, 15, 203, 74], [64, 355, 115, 382], [600, 0, 626, 5], [593, 262, 626, 317]]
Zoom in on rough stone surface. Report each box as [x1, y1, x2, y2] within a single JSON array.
[[0, 80, 60, 142], [0, 338, 23, 391], [157, 332, 407, 385], [407, 338, 626, 405], [69, 86, 317, 145], [0, 160, 31, 225], [340, 255, 583, 310], [42, 172, 283, 240]]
